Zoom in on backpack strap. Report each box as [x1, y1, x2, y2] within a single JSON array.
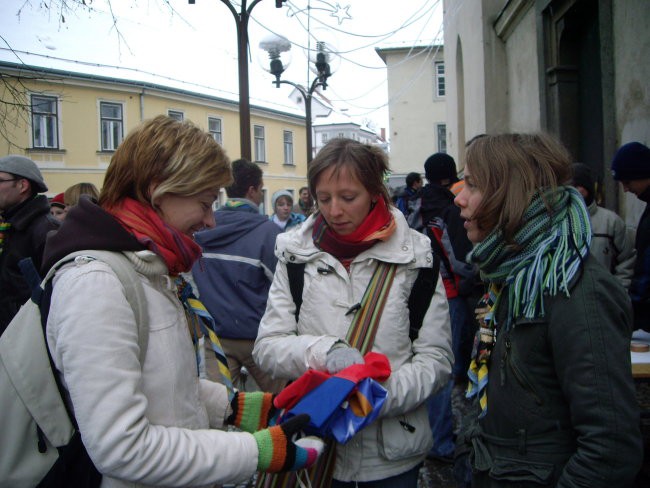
[[285, 259, 438, 341], [42, 251, 149, 363], [286, 261, 305, 323], [408, 260, 440, 341]]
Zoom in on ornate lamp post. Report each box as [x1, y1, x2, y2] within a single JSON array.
[[189, 0, 287, 160], [259, 33, 337, 163]]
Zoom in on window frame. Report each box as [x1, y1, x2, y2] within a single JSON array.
[[208, 116, 223, 145], [99, 101, 124, 152], [30, 94, 59, 149], [283, 130, 294, 166], [254, 124, 266, 162], [435, 62, 446, 98], [168, 110, 184, 121], [437, 124, 447, 153]]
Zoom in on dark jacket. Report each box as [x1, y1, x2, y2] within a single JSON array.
[[631, 187, 650, 330], [419, 183, 476, 296], [464, 256, 642, 487], [192, 201, 281, 340], [0, 194, 59, 334]]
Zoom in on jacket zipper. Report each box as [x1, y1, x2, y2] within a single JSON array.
[[502, 334, 543, 405]]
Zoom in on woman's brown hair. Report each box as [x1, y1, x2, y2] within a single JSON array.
[[99, 115, 232, 208], [465, 133, 572, 244]]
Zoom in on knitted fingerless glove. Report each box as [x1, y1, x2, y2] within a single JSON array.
[[227, 391, 276, 433], [253, 414, 322, 473]]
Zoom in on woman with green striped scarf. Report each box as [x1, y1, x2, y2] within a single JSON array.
[[454, 133, 642, 487]]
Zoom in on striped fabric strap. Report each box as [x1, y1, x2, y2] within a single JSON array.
[[0, 221, 10, 255], [346, 262, 398, 354], [176, 277, 235, 401]]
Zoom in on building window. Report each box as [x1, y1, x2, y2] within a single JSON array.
[[100, 102, 123, 151], [322, 133, 328, 144], [283, 130, 294, 165], [208, 117, 223, 144], [435, 62, 445, 97], [338, 132, 345, 138], [31, 95, 58, 149], [437, 124, 447, 153], [168, 110, 184, 121], [254, 125, 266, 162]]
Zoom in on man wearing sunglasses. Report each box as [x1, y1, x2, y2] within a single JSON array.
[[0, 155, 59, 335]]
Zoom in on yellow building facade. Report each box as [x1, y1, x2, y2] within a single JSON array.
[[0, 61, 308, 215]]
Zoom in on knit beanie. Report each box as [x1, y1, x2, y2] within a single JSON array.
[[571, 163, 595, 205], [271, 190, 293, 211], [611, 142, 650, 181], [424, 153, 458, 183]]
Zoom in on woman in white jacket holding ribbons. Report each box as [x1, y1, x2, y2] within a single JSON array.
[[254, 138, 453, 487]]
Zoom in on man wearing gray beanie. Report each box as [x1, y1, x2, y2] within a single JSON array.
[[0, 155, 59, 335], [611, 141, 650, 331]]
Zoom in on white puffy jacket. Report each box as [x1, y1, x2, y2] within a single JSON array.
[[253, 209, 453, 482], [47, 250, 258, 488]]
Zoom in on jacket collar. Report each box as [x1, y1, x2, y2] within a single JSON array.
[[280, 207, 429, 268]]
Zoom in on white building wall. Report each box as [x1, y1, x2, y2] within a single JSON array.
[[377, 46, 446, 183]]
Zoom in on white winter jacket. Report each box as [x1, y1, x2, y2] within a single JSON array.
[[46, 250, 259, 488], [588, 200, 636, 289], [253, 209, 453, 482]]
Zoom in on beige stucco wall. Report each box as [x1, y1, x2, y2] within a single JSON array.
[[612, 0, 650, 227], [502, 5, 541, 132], [379, 46, 446, 180]]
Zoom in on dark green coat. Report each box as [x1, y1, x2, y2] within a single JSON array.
[[462, 256, 642, 487]]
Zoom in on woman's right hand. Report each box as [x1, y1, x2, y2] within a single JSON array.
[[326, 344, 364, 373], [253, 414, 322, 472]]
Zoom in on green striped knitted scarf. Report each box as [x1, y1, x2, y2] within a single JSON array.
[[468, 186, 591, 326]]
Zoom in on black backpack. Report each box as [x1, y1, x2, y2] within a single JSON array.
[[286, 260, 439, 341]]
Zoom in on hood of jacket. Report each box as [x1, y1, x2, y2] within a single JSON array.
[[276, 207, 433, 269], [41, 197, 143, 274], [195, 206, 273, 248]]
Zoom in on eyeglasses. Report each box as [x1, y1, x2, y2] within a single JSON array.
[[0, 178, 18, 184]]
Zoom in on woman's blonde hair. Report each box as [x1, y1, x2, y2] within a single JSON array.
[[64, 182, 100, 206], [465, 133, 572, 243], [308, 138, 391, 206], [99, 115, 232, 208]]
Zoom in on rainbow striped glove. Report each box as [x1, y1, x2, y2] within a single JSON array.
[[253, 414, 323, 473], [227, 391, 277, 433]]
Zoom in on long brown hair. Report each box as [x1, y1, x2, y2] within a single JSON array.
[[99, 115, 232, 208], [465, 133, 572, 243]]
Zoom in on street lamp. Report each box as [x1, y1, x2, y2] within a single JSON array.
[[259, 33, 337, 163], [189, 0, 287, 160]]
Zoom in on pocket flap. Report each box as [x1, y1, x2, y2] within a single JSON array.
[[490, 456, 554, 484]]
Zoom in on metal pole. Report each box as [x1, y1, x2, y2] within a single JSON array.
[[219, 0, 264, 161], [305, 92, 313, 163]]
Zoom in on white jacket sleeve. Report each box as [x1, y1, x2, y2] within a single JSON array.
[[612, 217, 636, 290], [47, 262, 258, 487], [253, 260, 340, 379]]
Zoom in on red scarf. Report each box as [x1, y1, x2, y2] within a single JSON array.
[[105, 198, 202, 275], [312, 198, 396, 268]]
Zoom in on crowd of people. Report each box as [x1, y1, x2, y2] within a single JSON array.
[[0, 114, 648, 488]]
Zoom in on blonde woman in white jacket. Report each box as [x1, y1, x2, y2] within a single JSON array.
[[41, 116, 320, 488], [253, 138, 453, 487]]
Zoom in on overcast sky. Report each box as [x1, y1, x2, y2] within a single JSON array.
[[0, 0, 443, 132]]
